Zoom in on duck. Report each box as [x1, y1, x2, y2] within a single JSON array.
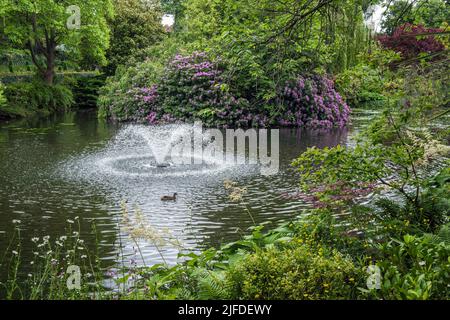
[[161, 193, 178, 201]]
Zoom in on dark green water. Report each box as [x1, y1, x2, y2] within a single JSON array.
[[0, 110, 372, 284]]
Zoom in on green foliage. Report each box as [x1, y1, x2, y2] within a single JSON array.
[[3, 81, 74, 117], [176, 0, 371, 100], [335, 64, 387, 108], [118, 217, 364, 300], [105, 0, 166, 74], [98, 37, 182, 120], [155, 52, 250, 126], [100, 0, 372, 119], [72, 75, 106, 109], [364, 234, 450, 300], [381, 0, 450, 34], [0, 0, 113, 83], [294, 56, 449, 218], [436, 223, 450, 244], [229, 243, 362, 300], [0, 82, 6, 107]]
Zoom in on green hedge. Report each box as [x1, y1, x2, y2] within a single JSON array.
[[1, 81, 74, 119]]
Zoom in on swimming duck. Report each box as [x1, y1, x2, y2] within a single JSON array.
[[161, 193, 177, 201]]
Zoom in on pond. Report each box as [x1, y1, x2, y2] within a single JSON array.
[[0, 109, 375, 282]]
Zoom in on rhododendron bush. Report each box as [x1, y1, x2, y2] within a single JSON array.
[[280, 75, 350, 128], [101, 52, 351, 128], [155, 52, 252, 126]]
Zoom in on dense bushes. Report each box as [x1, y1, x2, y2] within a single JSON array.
[[121, 205, 449, 300], [155, 52, 251, 126], [0, 82, 6, 107], [72, 75, 106, 110], [100, 52, 351, 128], [370, 233, 450, 300], [335, 64, 387, 108], [230, 243, 361, 300], [2, 81, 73, 118], [98, 58, 166, 121], [98, 0, 374, 127], [279, 75, 350, 128], [378, 24, 446, 60]]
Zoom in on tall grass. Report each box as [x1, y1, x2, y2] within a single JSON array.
[[0, 202, 185, 300]]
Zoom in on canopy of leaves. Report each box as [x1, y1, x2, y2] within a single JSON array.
[[105, 0, 166, 74], [381, 0, 450, 34], [0, 0, 113, 81], [121, 0, 376, 104]]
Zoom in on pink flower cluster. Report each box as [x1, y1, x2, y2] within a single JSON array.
[[280, 75, 350, 128]]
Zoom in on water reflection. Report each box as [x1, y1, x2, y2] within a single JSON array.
[[0, 111, 352, 282]]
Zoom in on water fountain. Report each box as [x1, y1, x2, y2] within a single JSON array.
[[57, 123, 314, 266]]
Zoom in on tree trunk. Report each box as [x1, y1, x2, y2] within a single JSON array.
[[43, 55, 55, 86], [42, 39, 56, 86]]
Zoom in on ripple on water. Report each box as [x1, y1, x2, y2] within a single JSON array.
[[56, 124, 309, 266], [1, 118, 355, 273]]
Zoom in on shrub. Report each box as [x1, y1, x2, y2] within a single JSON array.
[[0, 82, 6, 107], [4, 81, 73, 116], [98, 60, 164, 121], [335, 64, 387, 108], [97, 38, 180, 121], [105, 0, 166, 74], [378, 24, 446, 60], [156, 52, 251, 127], [229, 243, 362, 300], [279, 75, 350, 128], [100, 53, 352, 128], [364, 234, 450, 300]]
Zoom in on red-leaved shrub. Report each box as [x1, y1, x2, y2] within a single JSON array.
[[378, 24, 445, 60]]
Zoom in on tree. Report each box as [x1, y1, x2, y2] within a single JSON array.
[[381, 0, 450, 34], [105, 0, 165, 74], [0, 0, 113, 85], [378, 23, 446, 60]]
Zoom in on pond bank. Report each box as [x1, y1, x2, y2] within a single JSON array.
[[0, 73, 105, 120]]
